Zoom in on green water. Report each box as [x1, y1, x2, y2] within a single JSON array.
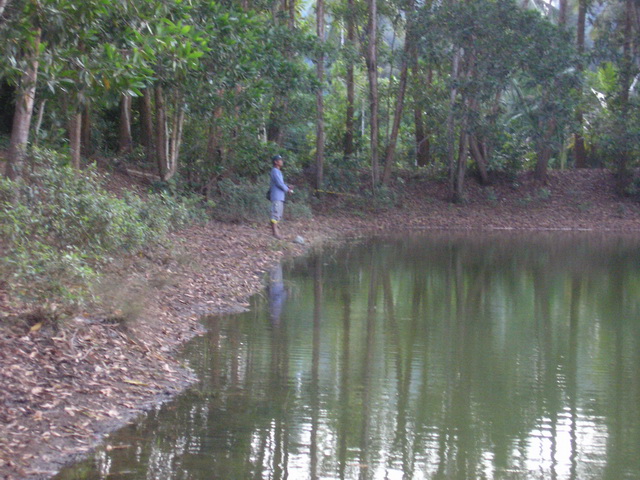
[[56, 232, 640, 480]]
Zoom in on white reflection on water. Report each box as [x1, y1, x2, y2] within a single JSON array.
[[523, 411, 608, 480]]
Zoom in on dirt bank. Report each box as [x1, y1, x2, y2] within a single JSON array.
[[2, 169, 640, 479]]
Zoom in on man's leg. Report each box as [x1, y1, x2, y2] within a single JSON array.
[[270, 201, 283, 238]]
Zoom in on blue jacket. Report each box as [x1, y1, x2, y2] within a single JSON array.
[[269, 167, 289, 202]]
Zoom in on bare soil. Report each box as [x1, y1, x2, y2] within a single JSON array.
[[2, 168, 640, 480]]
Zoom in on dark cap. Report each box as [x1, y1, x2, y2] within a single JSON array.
[[272, 154, 283, 164]]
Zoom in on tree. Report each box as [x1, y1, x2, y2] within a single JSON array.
[[574, 0, 587, 168], [381, 0, 417, 186], [344, 0, 357, 160], [316, 0, 326, 190], [364, 0, 380, 187]]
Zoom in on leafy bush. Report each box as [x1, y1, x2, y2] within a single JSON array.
[[0, 152, 207, 306]]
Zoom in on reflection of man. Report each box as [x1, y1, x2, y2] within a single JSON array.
[[269, 264, 287, 326], [268, 154, 293, 239]]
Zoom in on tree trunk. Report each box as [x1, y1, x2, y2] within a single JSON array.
[[414, 108, 430, 167], [615, 0, 634, 192], [155, 85, 169, 180], [446, 49, 462, 196], [33, 99, 46, 147], [558, 0, 567, 26], [68, 109, 82, 169], [207, 106, 224, 165], [139, 89, 154, 164], [469, 136, 489, 184], [0, 0, 10, 22], [287, 0, 296, 28], [118, 94, 133, 155], [574, 0, 587, 168], [167, 91, 185, 180], [344, 0, 355, 160], [381, 0, 415, 186], [5, 29, 40, 181], [81, 103, 92, 157], [454, 124, 469, 203], [413, 63, 431, 168], [315, 0, 325, 190], [534, 117, 556, 182], [365, 0, 379, 187], [267, 101, 285, 146]]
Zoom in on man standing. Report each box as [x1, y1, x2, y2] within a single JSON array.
[[269, 154, 293, 239]]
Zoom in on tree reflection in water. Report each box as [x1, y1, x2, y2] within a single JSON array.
[[55, 232, 640, 480]]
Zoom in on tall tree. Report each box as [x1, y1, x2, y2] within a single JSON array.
[[574, 0, 587, 168], [344, 0, 356, 160], [118, 95, 133, 155], [364, 0, 380, 186], [5, 28, 40, 181], [615, 0, 634, 191], [381, 0, 416, 186], [316, 0, 326, 190]]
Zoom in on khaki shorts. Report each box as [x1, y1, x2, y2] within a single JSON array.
[[271, 200, 284, 223]]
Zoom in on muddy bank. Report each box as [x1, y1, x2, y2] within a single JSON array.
[[2, 169, 640, 480]]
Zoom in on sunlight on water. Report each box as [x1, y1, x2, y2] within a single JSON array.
[[55, 232, 640, 480]]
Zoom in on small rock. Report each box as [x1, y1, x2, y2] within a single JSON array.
[[293, 235, 305, 245]]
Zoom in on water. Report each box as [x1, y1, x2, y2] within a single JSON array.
[[55, 232, 640, 480]]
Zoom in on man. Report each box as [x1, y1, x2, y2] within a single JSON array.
[[268, 154, 293, 239]]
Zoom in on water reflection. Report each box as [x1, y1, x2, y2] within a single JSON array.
[[55, 232, 640, 480], [269, 264, 287, 326]]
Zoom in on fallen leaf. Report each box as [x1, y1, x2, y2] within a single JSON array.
[[29, 322, 43, 333], [123, 378, 148, 386]]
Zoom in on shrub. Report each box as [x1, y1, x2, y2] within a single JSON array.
[[0, 151, 207, 307]]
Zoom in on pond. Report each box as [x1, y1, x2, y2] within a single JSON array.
[[55, 232, 640, 480]]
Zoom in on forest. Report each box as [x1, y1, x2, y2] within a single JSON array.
[[1, 0, 640, 307]]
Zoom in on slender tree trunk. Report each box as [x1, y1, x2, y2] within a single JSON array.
[[381, 0, 415, 186], [267, 103, 285, 146], [118, 94, 133, 155], [207, 106, 224, 164], [574, 0, 587, 168], [558, 0, 568, 26], [155, 85, 169, 180], [469, 136, 489, 184], [414, 108, 429, 167], [344, 0, 355, 159], [0, 0, 10, 22], [315, 0, 325, 190], [454, 119, 469, 203], [413, 62, 431, 167], [33, 99, 46, 148], [534, 117, 556, 182], [6, 29, 40, 181], [365, 0, 379, 187], [287, 0, 296, 28], [616, 0, 634, 192], [81, 103, 92, 157], [139, 89, 154, 164], [68, 109, 82, 169], [167, 91, 185, 180], [446, 49, 462, 195]]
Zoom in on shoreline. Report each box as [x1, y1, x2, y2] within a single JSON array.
[[3, 169, 640, 479]]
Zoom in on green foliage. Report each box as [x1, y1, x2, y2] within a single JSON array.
[[323, 154, 369, 193], [0, 150, 206, 305], [211, 178, 311, 223]]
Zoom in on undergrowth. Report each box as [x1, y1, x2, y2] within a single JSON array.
[[211, 178, 312, 223], [0, 150, 207, 310]]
